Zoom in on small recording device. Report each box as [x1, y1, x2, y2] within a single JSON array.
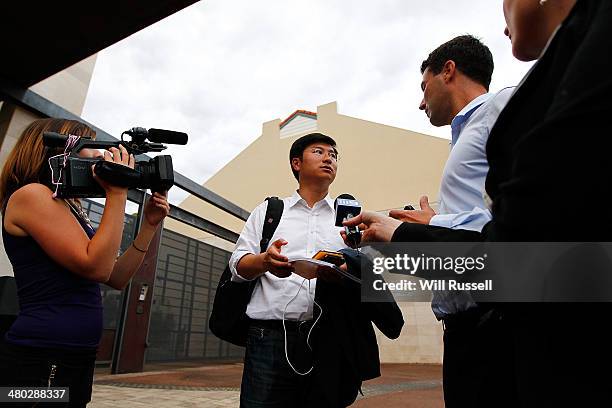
[[43, 127, 188, 198], [334, 194, 362, 248], [313, 250, 345, 266]]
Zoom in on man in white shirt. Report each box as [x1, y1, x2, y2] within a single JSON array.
[[229, 133, 347, 407]]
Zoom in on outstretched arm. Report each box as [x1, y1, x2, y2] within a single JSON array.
[[106, 191, 170, 290]]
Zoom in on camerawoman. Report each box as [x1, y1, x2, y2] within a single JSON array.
[[0, 119, 183, 405]]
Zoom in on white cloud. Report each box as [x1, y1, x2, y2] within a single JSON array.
[[81, 0, 533, 205]]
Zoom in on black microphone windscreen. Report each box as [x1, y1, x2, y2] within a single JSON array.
[[337, 193, 356, 200], [147, 129, 188, 145]]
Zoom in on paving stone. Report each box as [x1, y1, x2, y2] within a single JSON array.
[[89, 363, 442, 407]]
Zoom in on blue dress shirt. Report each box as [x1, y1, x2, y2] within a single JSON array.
[[429, 87, 514, 319]]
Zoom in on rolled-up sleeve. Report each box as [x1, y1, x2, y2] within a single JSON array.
[[229, 200, 268, 282], [429, 206, 492, 232]]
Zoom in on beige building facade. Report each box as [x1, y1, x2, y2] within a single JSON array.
[[168, 101, 452, 364]]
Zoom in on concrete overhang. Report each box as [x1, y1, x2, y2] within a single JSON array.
[[1, 1, 200, 87]]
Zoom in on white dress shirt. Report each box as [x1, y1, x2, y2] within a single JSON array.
[[229, 191, 347, 321], [429, 87, 514, 319]]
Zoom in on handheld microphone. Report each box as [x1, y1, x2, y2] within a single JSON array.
[[334, 194, 362, 248]]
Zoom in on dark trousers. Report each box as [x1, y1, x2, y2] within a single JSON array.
[[0, 339, 96, 407], [442, 306, 518, 408], [240, 320, 314, 408]]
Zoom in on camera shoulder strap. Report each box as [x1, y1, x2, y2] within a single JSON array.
[[63, 199, 95, 235]]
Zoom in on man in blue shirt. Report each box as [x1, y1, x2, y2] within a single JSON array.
[[388, 35, 515, 407]]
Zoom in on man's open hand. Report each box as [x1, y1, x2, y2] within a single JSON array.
[[262, 239, 293, 277], [388, 196, 436, 225]]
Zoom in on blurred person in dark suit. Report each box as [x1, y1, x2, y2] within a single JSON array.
[[345, 0, 612, 406]]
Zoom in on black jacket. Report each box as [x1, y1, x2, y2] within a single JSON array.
[[310, 249, 404, 407]]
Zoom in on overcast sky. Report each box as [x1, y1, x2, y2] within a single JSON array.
[[81, 0, 532, 205]]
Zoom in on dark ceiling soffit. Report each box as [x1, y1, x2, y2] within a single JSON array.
[[0, 82, 251, 223], [1, 1, 200, 87]]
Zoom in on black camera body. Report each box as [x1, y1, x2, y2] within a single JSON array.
[[49, 154, 174, 198], [44, 127, 187, 198]]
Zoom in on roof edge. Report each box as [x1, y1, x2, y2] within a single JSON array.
[[279, 109, 317, 129]]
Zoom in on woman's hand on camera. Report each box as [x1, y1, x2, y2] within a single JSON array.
[[92, 144, 135, 195], [144, 191, 170, 227]]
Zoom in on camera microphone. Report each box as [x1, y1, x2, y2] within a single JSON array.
[[334, 193, 362, 248], [124, 127, 188, 145], [147, 129, 188, 145]]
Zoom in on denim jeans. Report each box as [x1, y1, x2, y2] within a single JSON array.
[[240, 322, 314, 408]]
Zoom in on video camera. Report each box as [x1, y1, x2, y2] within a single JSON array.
[[43, 127, 188, 198]]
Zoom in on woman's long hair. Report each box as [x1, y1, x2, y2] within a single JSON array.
[[0, 118, 96, 213]]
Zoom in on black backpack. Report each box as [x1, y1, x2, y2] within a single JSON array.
[[208, 197, 284, 346]]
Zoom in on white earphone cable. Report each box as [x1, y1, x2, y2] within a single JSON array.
[[48, 134, 81, 198], [282, 278, 323, 376]]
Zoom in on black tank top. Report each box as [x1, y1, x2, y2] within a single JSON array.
[[2, 202, 103, 350]]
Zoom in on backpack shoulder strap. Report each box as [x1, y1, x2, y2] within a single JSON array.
[[259, 197, 284, 253]]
